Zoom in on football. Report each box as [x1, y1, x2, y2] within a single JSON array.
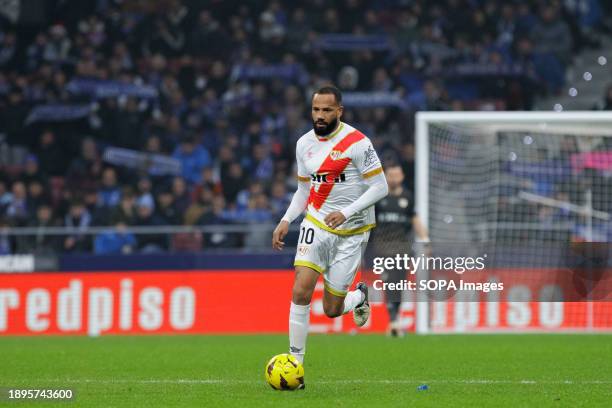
[[264, 354, 305, 390]]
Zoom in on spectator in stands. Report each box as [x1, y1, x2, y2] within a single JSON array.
[[5, 181, 30, 225], [246, 193, 273, 223], [18, 203, 60, 254], [25, 32, 47, 72], [35, 130, 66, 177], [22, 155, 44, 184], [556, 135, 579, 162], [78, 14, 106, 48], [143, 134, 164, 155], [82, 188, 103, 225], [286, 7, 311, 53], [155, 187, 181, 225], [44, 24, 71, 63], [94, 219, 136, 255], [0, 0, 610, 254], [530, 5, 573, 64], [0, 31, 17, 68], [563, 0, 604, 51], [66, 137, 102, 191], [236, 181, 265, 211], [97, 167, 121, 208], [496, 4, 517, 48], [115, 97, 145, 149], [136, 177, 155, 210], [134, 199, 166, 252], [171, 176, 190, 214], [217, 144, 235, 181], [242, 193, 273, 248], [198, 194, 239, 248], [270, 182, 292, 219], [172, 134, 211, 185], [197, 167, 218, 193], [110, 187, 137, 226], [144, 17, 186, 57], [221, 162, 246, 205], [27, 179, 50, 212], [248, 144, 275, 181], [408, 80, 451, 111], [0, 216, 14, 255], [63, 198, 92, 252], [1, 88, 27, 140], [190, 10, 228, 59], [184, 187, 213, 225], [0, 181, 12, 214]]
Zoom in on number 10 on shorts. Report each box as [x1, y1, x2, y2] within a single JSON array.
[[299, 227, 315, 244]]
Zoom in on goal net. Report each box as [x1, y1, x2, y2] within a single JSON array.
[[414, 112, 612, 333]]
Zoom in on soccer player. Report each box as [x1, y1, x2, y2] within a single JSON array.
[[272, 85, 389, 368], [371, 164, 429, 337]]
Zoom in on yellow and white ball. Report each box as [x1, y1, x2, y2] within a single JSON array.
[[264, 354, 304, 390]]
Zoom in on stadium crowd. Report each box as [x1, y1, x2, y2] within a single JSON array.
[[0, 0, 610, 253]]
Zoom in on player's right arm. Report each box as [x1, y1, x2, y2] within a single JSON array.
[[272, 142, 310, 250]]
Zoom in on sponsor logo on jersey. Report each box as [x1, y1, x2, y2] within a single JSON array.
[[311, 172, 346, 183], [308, 130, 365, 210]]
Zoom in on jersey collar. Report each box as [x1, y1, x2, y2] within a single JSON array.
[[315, 122, 344, 141]]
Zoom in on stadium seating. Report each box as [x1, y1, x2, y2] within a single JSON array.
[[0, 0, 610, 253]]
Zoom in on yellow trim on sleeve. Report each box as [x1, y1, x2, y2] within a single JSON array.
[[362, 167, 383, 179], [324, 282, 347, 297], [297, 175, 310, 182], [294, 260, 324, 274], [305, 213, 375, 236]]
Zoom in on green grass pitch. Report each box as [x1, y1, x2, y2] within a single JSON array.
[[2, 334, 611, 407]]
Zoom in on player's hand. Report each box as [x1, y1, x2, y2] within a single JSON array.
[[324, 211, 346, 229], [272, 220, 289, 250]]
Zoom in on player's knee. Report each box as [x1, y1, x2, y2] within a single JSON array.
[[292, 284, 313, 305], [323, 302, 343, 318]]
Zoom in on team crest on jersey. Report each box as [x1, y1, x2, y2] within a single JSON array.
[[298, 245, 309, 256], [399, 198, 409, 208], [329, 150, 343, 160]]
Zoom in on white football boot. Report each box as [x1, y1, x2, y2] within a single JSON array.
[[353, 282, 370, 327]]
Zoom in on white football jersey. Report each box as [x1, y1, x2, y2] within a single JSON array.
[[295, 121, 383, 235]]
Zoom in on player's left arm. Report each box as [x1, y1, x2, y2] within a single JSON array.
[[406, 191, 429, 242], [412, 216, 429, 242], [324, 138, 388, 228], [407, 191, 430, 254]]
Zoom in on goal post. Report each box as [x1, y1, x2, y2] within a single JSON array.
[[414, 111, 612, 334]]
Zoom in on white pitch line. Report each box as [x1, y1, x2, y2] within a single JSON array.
[[29, 379, 612, 386]]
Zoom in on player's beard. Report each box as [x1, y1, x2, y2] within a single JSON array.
[[313, 117, 339, 136]]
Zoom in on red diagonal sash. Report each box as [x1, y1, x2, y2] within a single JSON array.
[[308, 130, 365, 210]]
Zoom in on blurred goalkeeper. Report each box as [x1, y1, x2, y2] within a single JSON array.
[[272, 85, 388, 371], [371, 164, 429, 337]]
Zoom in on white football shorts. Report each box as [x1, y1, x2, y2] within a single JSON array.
[[294, 216, 370, 297]]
